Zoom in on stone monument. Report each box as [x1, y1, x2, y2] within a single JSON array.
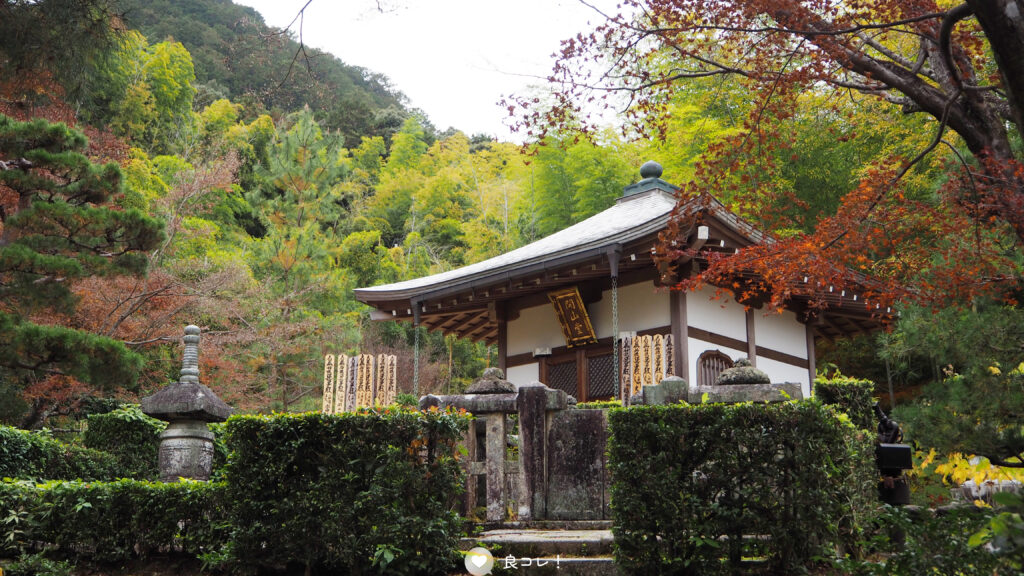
[[141, 325, 232, 482], [714, 357, 771, 385]]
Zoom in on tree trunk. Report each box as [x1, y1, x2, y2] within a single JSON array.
[[967, 0, 1024, 144]]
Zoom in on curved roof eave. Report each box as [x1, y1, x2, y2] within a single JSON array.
[[354, 189, 680, 302]]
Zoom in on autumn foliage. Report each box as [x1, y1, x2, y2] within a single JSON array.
[[516, 0, 1024, 311]]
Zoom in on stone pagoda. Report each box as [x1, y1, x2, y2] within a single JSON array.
[[141, 325, 232, 482]]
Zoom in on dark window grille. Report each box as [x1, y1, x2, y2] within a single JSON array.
[[548, 361, 578, 397], [587, 354, 616, 399]]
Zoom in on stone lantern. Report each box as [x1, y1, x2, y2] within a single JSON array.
[[141, 325, 232, 482]]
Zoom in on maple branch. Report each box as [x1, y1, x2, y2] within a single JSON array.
[[105, 281, 181, 338], [854, 31, 920, 75], [634, 12, 946, 38], [894, 101, 954, 183], [822, 90, 959, 252], [940, 138, 978, 196], [939, 3, 974, 89], [736, 40, 806, 157], [123, 335, 176, 346]]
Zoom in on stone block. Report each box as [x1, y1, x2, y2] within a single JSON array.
[[419, 393, 518, 413], [546, 410, 609, 520], [640, 375, 689, 405], [690, 382, 803, 403]]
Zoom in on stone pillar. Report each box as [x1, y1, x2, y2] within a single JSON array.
[[517, 384, 548, 521], [484, 413, 507, 522]]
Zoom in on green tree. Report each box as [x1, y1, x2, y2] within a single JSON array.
[[245, 110, 355, 410], [88, 33, 199, 154], [0, 115, 164, 424], [143, 39, 198, 153], [366, 116, 428, 246], [0, 0, 123, 109], [529, 136, 634, 237]]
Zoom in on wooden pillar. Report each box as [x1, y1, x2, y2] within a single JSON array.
[[806, 322, 817, 393], [493, 302, 507, 374], [670, 291, 688, 382], [745, 308, 757, 366]]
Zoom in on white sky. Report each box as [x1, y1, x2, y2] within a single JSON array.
[[233, 0, 619, 141]]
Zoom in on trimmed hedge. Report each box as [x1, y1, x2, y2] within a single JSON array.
[[575, 399, 623, 410], [223, 408, 470, 575], [0, 478, 227, 562], [814, 375, 876, 431], [608, 400, 876, 574], [0, 426, 118, 481], [82, 404, 166, 480]]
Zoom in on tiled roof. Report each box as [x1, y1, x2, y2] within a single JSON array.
[[355, 187, 680, 300]]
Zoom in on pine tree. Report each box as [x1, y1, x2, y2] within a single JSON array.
[[0, 114, 164, 421]]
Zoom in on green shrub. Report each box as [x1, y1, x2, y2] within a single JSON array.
[[575, 399, 622, 410], [0, 478, 228, 563], [82, 404, 165, 480], [834, 505, 1005, 575], [395, 392, 419, 407], [815, 374, 877, 431], [1, 552, 73, 576], [223, 407, 470, 575], [207, 421, 229, 481], [608, 400, 876, 574], [0, 426, 118, 481]]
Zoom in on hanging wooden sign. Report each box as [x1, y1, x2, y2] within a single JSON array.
[[548, 286, 598, 348]]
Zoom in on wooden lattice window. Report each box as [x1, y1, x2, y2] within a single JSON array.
[[539, 347, 616, 402], [586, 353, 616, 399], [547, 359, 578, 397], [697, 350, 734, 387]]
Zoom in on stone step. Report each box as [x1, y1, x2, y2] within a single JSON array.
[[461, 528, 614, 557], [472, 519, 613, 531]]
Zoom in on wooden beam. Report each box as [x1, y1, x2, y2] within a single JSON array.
[[496, 302, 507, 374], [670, 290, 688, 381], [687, 326, 747, 355], [745, 308, 757, 366], [806, 323, 817, 393], [753, 346, 810, 369]]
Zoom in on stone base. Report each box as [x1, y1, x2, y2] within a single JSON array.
[[158, 420, 215, 482], [636, 377, 803, 405], [690, 382, 803, 403]]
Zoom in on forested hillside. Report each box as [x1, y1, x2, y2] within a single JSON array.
[[0, 0, 976, 432], [117, 0, 410, 148]]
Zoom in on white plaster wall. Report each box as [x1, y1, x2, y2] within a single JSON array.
[[755, 356, 810, 397], [507, 363, 539, 387], [591, 280, 670, 337], [754, 309, 807, 358], [687, 285, 747, 341], [688, 336, 810, 395], [507, 303, 564, 356], [687, 336, 745, 385]]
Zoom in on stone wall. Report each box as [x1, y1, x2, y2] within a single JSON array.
[[423, 370, 800, 525]]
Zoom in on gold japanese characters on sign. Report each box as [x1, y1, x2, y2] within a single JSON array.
[[322, 353, 397, 413], [548, 286, 598, 348], [620, 334, 674, 402]]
